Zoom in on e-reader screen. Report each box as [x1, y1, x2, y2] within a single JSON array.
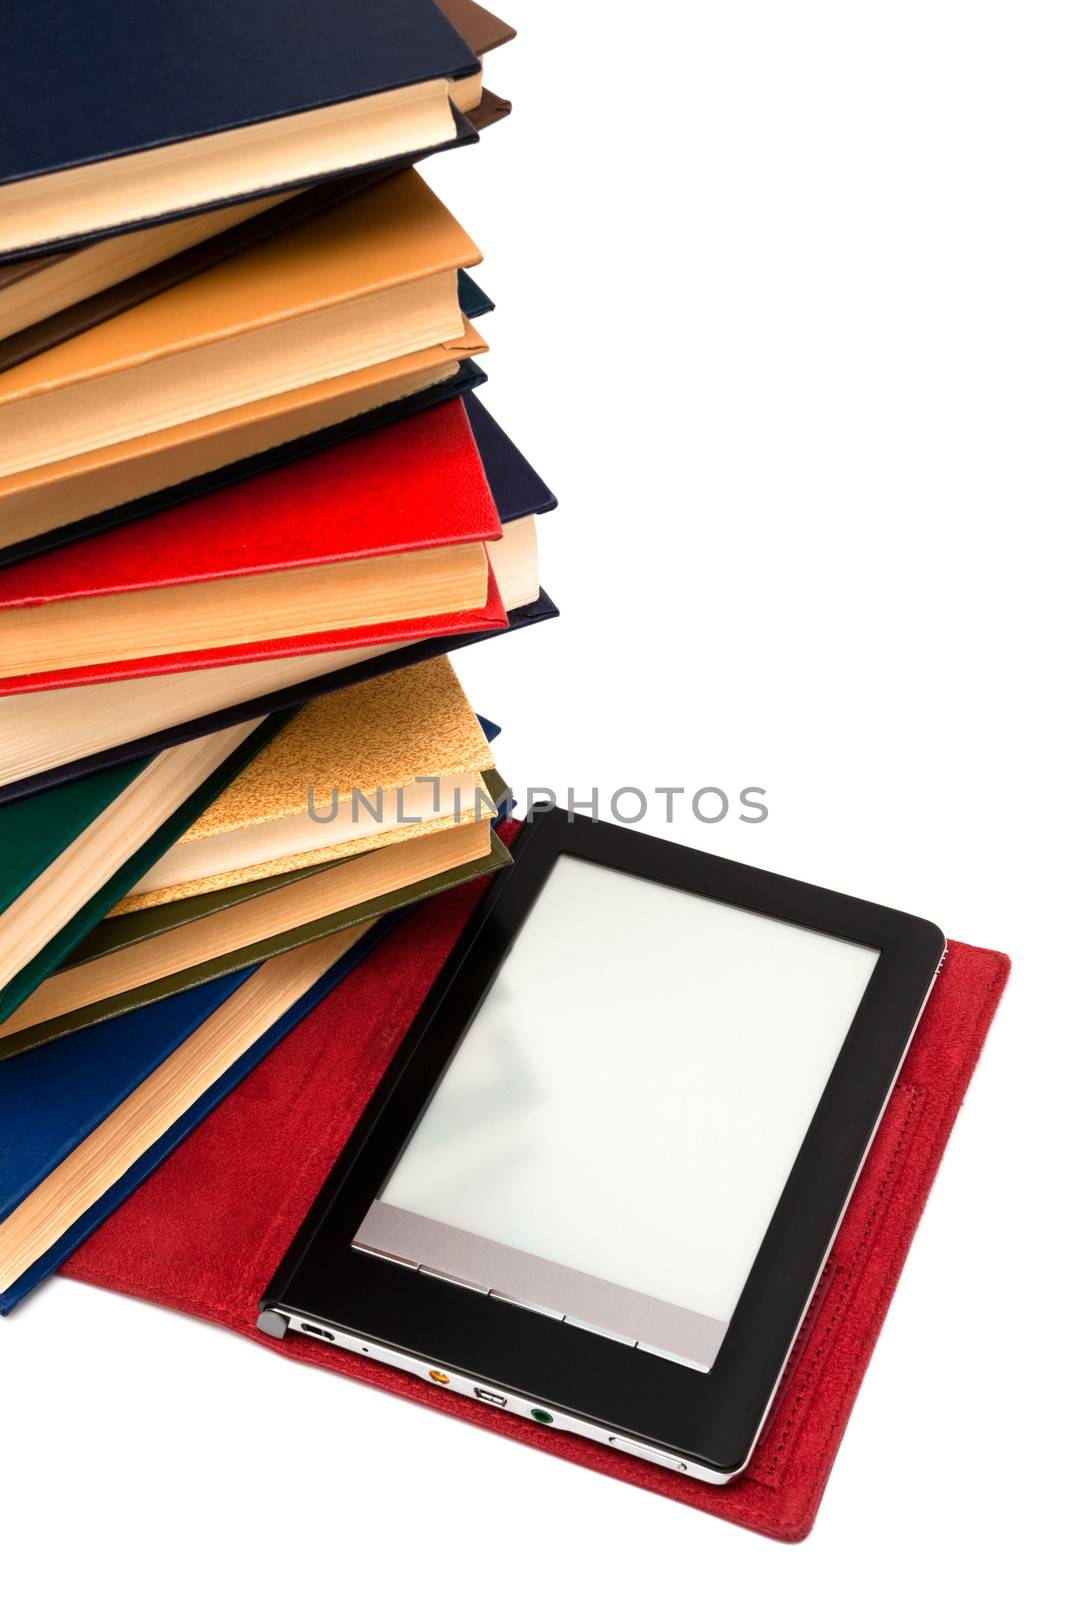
[[355, 855, 879, 1369]]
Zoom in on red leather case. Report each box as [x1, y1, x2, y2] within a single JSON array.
[[61, 821, 1009, 1540]]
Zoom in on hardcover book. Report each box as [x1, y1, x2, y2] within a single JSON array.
[[0, 923, 390, 1312], [0, 395, 555, 798], [0, 172, 480, 491], [0, 0, 482, 258], [0, 129, 487, 367], [0, 715, 283, 1026], [110, 658, 494, 913], [0, 400, 503, 684], [438, 0, 517, 57], [0, 0, 515, 371], [0, 325, 491, 549], [0, 809, 511, 1062]]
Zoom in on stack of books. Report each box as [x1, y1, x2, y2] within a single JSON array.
[[0, 0, 556, 1311]]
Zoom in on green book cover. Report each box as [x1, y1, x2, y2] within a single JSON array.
[[0, 711, 291, 1028], [0, 819, 511, 1061]]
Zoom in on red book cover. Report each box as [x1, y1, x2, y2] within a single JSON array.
[[0, 401, 501, 606], [0, 399, 506, 694], [0, 566, 508, 695]]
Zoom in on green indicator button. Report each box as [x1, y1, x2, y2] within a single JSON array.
[[530, 1408, 554, 1425]]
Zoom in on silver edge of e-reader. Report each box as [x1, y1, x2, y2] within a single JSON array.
[[266, 1312, 734, 1486], [352, 1208, 722, 1371]]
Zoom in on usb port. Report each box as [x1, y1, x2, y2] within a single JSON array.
[[300, 1323, 335, 1341], [473, 1387, 507, 1407]]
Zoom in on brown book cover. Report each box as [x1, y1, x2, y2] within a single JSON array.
[[437, 0, 516, 56]]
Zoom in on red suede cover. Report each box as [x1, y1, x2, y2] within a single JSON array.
[[61, 821, 1010, 1541], [0, 403, 501, 608]]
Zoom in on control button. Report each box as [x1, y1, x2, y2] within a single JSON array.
[[607, 1436, 688, 1472]]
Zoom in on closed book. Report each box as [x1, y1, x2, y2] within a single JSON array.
[[437, 0, 517, 57], [0, 321, 490, 549], [0, 592, 553, 808], [0, 714, 284, 1026], [0, 195, 303, 369], [0, 170, 480, 495], [0, 0, 482, 259], [0, 572, 507, 699], [470, 88, 512, 131], [0, 399, 503, 685], [0, 175, 491, 375], [0, 347, 490, 568], [110, 658, 494, 915], [0, 808, 511, 1061], [0, 922, 392, 1311], [0, 0, 515, 371], [0, 395, 555, 800]]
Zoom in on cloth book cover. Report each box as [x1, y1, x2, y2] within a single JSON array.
[[0, 170, 481, 503], [0, 397, 504, 691], [0, 716, 285, 1028], [0, 394, 557, 805], [0, 812, 511, 1062], [0, 0, 513, 370], [0, 320, 490, 551], [56, 819, 1010, 1539], [0, 0, 481, 259], [0, 552, 507, 698], [110, 657, 495, 912], [0, 920, 396, 1313], [471, 89, 511, 130], [0, 346, 490, 572], [0, 593, 551, 808], [0, 143, 482, 373], [0, 128, 492, 363], [438, 0, 516, 56]]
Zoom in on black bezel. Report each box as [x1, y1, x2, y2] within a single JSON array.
[[262, 808, 945, 1476]]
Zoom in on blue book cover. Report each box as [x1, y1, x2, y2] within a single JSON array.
[[2, 0, 479, 256], [0, 916, 397, 1312]]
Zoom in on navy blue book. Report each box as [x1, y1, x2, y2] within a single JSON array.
[[0, 0, 481, 259], [0, 916, 399, 1312]]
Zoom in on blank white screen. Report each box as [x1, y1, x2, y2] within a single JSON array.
[[381, 856, 879, 1324]]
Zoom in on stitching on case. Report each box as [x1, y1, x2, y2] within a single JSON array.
[[739, 954, 1009, 1530], [810, 1051, 989, 1487], [750, 1082, 923, 1485], [758, 1260, 837, 1437]]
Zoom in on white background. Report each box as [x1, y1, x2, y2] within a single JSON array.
[[3, 1, 1063, 1591]]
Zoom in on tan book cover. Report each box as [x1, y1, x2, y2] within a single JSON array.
[[0, 322, 488, 542], [112, 659, 493, 912], [0, 171, 480, 481]]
